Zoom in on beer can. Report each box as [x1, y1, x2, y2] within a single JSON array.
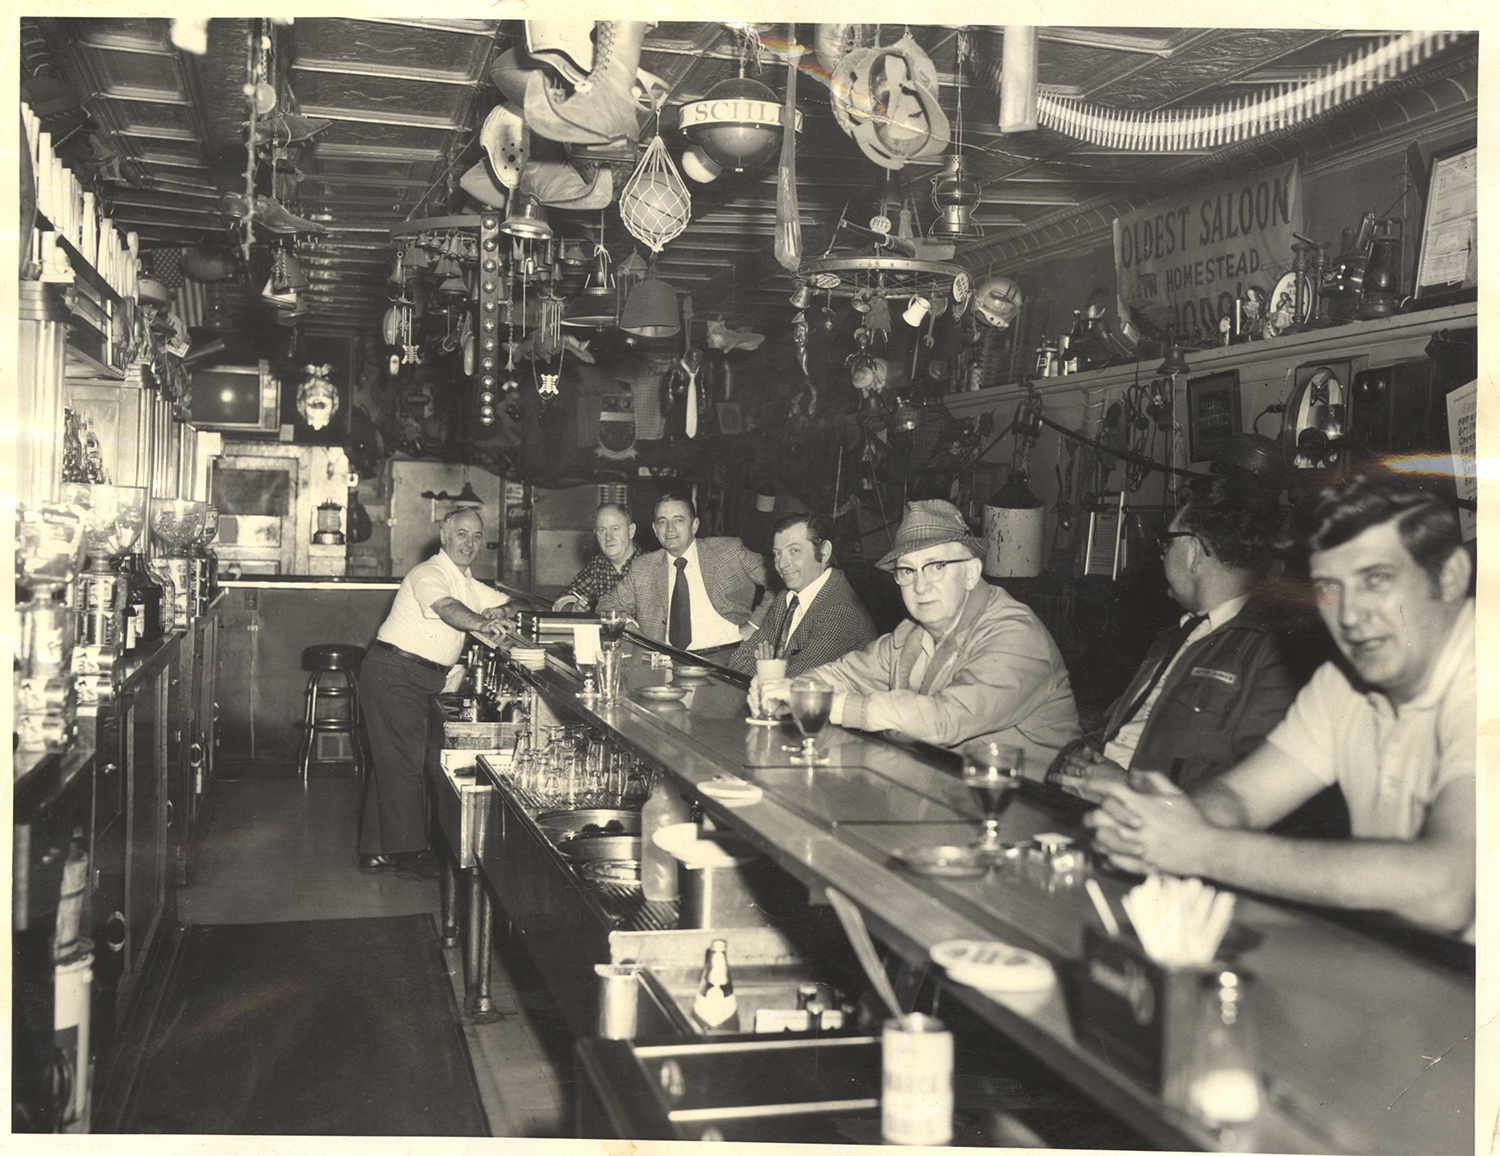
[[881, 1013, 954, 1145]]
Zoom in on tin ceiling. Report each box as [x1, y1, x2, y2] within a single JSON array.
[[24, 19, 1478, 343]]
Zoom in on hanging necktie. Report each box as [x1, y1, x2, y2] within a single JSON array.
[[1104, 614, 1207, 742], [669, 556, 692, 650], [682, 356, 699, 439], [771, 593, 799, 659]]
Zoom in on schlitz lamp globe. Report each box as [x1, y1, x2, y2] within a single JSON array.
[[681, 76, 785, 173]]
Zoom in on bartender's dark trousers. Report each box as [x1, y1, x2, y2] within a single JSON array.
[[357, 645, 446, 856]]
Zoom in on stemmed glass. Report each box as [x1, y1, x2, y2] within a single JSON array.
[[788, 679, 835, 765], [962, 742, 1024, 857], [598, 608, 631, 647]]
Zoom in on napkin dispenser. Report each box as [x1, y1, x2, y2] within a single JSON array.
[[516, 610, 602, 642], [1068, 927, 1206, 1093]]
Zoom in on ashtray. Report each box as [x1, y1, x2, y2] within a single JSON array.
[[930, 939, 1056, 994], [637, 685, 688, 703], [892, 845, 989, 879], [580, 860, 641, 887], [671, 663, 713, 683]]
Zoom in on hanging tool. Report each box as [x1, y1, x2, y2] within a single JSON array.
[[774, 27, 804, 273]]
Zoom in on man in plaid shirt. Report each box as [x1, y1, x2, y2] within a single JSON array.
[[554, 502, 639, 611]]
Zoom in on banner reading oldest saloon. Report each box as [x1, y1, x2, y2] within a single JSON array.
[[1114, 160, 1302, 339]]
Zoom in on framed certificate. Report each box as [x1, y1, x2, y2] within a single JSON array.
[[1412, 141, 1477, 307]]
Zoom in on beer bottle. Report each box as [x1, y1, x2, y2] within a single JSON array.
[[693, 938, 737, 1031]]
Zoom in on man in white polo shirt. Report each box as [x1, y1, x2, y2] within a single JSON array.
[[359, 508, 509, 879], [1088, 476, 1475, 940]]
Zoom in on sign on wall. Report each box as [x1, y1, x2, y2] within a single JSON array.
[[1114, 160, 1302, 340]]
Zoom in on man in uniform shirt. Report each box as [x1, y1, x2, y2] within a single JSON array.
[[553, 502, 639, 611], [359, 508, 510, 878], [753, 500, 1079, 767], [1088, 476, 1475, 939], [1051, 475, 1323, 797], [728, 513, 878, 677], [596, 492, 767, 661]]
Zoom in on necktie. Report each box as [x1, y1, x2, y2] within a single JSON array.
[[771, 594, 799, 659], [1106, 614, 1207, 741], [669, 556, 692, 649], [683, 359, 699, 439]]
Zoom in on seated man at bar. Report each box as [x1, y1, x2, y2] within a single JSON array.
[[552, 501, 639, 611], [359, 507, 510, 879], [752, 499, 1079, 768], [1087, 476, 1475, 939], [596, 492, 768, 662], [727, 512, 878, 678], [1051, 474, 1324, 797]]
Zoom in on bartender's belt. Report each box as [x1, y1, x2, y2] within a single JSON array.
[[374, 638, 450, 672]]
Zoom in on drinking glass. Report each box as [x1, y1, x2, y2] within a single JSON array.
[[961, 742, 1024, 856], [598, 645, 624, 704], [788, 679, 835, 765], [749, 657, 786, 725], [599, 609, 631, 648]]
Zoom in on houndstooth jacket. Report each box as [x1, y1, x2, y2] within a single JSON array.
[[596, 537, 767, 646]]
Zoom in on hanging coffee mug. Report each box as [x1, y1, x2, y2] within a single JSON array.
[[903, 295, 932, 326]]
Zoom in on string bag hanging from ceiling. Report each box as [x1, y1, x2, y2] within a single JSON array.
[[619, 106, 692, 253]]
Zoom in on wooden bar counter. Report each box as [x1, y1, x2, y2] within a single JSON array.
[[486, 637, 1472, 1154]]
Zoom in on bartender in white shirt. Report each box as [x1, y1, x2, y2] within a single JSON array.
[[357, 508, 509, 879]]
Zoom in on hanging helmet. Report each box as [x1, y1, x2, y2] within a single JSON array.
[[973, 274, 1023, 329]]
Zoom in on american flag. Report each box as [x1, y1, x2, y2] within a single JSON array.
[[141, 247, 208, 330]]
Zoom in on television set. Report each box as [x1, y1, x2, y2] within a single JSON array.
[[187, 360, 281, 434]]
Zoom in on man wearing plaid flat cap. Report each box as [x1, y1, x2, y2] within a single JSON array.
[[752, 499, 1079, 769]]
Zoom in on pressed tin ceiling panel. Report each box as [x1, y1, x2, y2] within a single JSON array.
[[24, 18, 1477, 338]]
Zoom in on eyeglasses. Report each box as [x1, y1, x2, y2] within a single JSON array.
[[892, 557, 972, 586], [1157, 529, 1195, 556]]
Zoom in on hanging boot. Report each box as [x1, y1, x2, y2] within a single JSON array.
[[523, 68, 616, 146], [548, 21, 650, 145]]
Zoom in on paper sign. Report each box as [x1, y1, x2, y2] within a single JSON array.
[[1446, 379, 1478, 540], [572, 624, 601, 665]]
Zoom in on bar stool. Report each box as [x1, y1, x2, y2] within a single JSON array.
[[296, 644, 366, 782]]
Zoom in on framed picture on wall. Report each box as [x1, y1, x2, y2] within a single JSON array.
[[1186, 370, 1241, 462], [1412, 140, 1477, 309]]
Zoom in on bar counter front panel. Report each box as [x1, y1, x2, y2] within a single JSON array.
[[479, 637, 1471, 1155]]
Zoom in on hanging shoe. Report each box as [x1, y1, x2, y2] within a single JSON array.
[[523, 69, 617, 146], [460, 160, 508, 209], [525, 18, 597, 87], [252, 194, 328, 235], [488, 46, 533, 104], [545, 21, 650, 146], [519, 158, 613, 210]]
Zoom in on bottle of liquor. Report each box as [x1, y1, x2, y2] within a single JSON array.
[[123, 553, 163, 650], [1064, 310, 1087, 373], [692, 938, 738, 1032]]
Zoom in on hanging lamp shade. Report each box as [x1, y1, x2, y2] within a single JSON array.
[[499, 192, 552, 240], [929, 154, 984, 238], [619, 276, 680, 338]]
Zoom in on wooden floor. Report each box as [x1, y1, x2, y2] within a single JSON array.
[[177, 773, 570, 1137]]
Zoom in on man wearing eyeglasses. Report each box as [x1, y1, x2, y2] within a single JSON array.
[[596, 492, 767, 659], [1087, 476, 1475, 939], [751, 499, 1078, 768], [1051, 475, 1325, 798]]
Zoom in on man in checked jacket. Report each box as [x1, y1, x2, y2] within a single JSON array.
[[596, 492, 768, 661], [728, 513, 878, 677]]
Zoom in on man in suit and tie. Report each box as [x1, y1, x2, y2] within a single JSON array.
[[596, 492, 768, 661], [1051, 474, 1326, 799], [727, 513, 878, 677]]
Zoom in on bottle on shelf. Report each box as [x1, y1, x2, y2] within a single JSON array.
[[1064, 310, 1087, 373], [692, 938, 738, 1032]]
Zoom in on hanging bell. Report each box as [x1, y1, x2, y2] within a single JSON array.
[[500, 192, 553, 240], [789, 283, 814, 309]]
